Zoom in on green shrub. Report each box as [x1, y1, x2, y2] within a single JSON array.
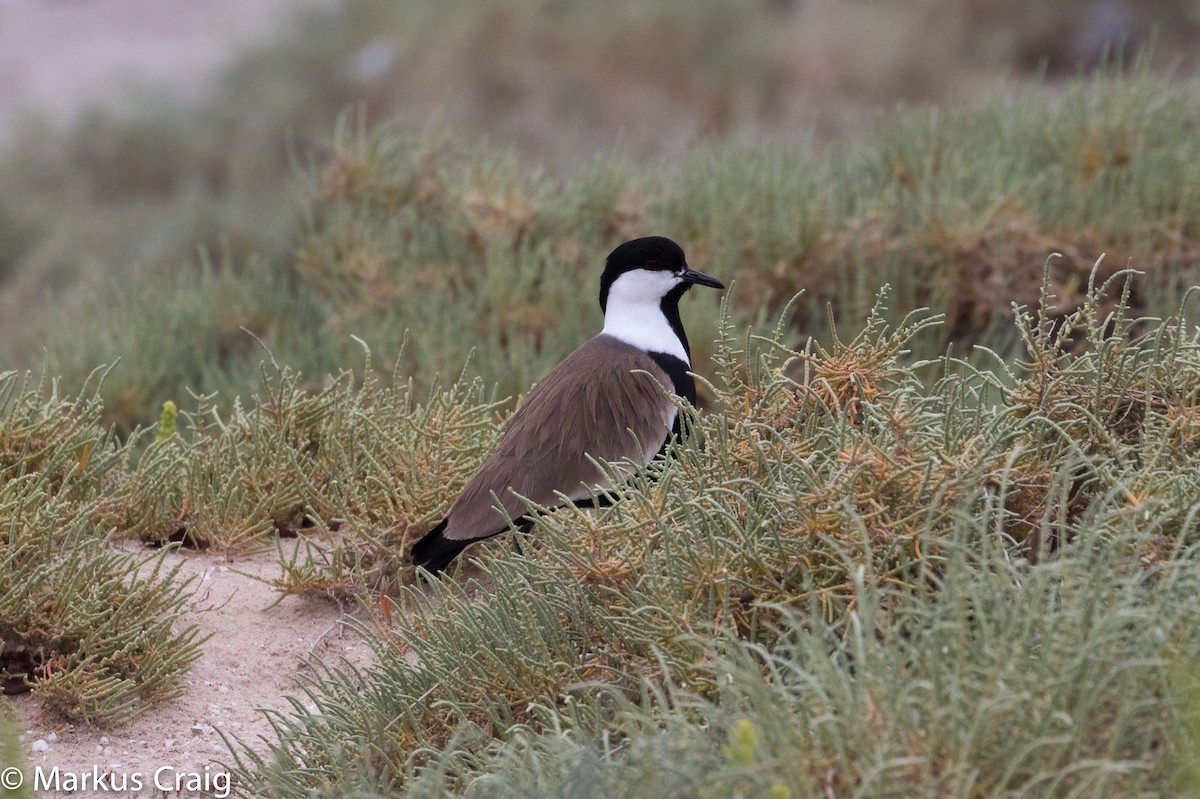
[[226, 271, 1200, 796], [0, 370, 202, 726], [15, 66, 1199, 437]]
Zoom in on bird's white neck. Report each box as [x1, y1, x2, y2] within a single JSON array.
[[601, 272, 689, 363]]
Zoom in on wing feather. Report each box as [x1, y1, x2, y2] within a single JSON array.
[[442, 335, 675, 542]]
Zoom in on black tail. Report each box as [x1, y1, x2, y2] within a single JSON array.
[[410, 518, 472, 575], [411, 511, 560, 576]]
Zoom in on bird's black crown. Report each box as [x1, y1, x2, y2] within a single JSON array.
[[598, 236, 688, 312]]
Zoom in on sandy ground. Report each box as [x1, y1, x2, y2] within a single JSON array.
[[7, 545, 376, 798], [0, 0, 327, 139]]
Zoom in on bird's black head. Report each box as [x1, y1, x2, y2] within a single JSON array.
[[598, 236, 723, 313]]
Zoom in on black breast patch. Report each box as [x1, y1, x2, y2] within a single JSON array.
[[646, 351, 695, 406], [647, 351, 696, 452]]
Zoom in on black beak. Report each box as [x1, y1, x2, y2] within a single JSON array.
[[680, 267, 725, 290]]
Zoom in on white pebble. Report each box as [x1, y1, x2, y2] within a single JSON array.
[[46, 732, 58, 743], [218, 684, 230, 694], [31, 739, 49, 752]]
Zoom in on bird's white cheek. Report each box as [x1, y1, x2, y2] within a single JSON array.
[[606, 270, 682, 301]]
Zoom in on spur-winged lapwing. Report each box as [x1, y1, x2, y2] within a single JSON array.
[[410, 236, 723, 574]]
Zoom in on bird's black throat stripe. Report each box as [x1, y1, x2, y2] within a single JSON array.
[[651, 284, 697, 451], [660, 283, 693, 362]]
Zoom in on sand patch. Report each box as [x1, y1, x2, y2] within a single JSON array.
[[6, 544, 375, 797]]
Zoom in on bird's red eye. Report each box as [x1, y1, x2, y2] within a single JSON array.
[[645, 259, 660, 270]]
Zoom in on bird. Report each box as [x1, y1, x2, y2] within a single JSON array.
[[410, 236, 724, 574]]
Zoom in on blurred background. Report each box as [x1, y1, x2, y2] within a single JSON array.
[[6, 0, 1195, 149], [1, 0, 1199, 429]]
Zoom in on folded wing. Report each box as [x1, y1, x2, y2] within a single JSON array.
[[441, 334, 676, 543]]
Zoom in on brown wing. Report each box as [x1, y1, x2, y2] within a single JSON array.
[[441, 334, 675, 542]]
